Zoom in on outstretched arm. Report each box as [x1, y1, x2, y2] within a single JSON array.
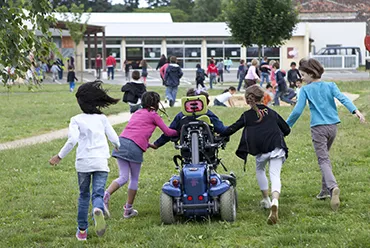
[[220, 113, 245, 137], [286, 88, 307, 127]]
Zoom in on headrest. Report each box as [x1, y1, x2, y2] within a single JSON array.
[[181, 95, 208, 116]]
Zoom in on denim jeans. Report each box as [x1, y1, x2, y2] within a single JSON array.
[[217, 70, 224, 82], [209, 73, 217, 89], [77, 171, 108, 230], [274, 88, 296, 106], [58, 69, 63, 80], [237, 75, 245, 91], [69, 81, 75, 91], [107, 67, 114, 80], [166, 86, 178, 106], [96, 68, 101, 79], [260, 72, 270, 86]]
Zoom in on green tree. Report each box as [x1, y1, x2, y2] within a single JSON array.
[[57, 4, 91, 50], [135, 7, 189, 22], [0, 0, 57, 85], [191, 0, 222, 22], [225, 0, 299, 58], [110, 0, 140, 12], [171, 0, 194, 15], [146, 0, 170, 8]]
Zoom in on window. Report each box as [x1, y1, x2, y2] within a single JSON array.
[[225, 47, 240, 58], [207, 47, 223, 58], [126, 47, 143, 61], [247, 47, 259, 58], [167, 47, 184, 58], [185, 47, 201, 58], [263, 47, 280, 58], [106, 38, 121, 45], [144, 47, 161, 59], [184, 59, 201, 69]]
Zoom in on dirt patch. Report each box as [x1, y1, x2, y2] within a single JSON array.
[[210, 92, 359, 108]]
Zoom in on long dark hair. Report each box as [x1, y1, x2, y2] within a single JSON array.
[[141, 91, 169, 118], [75, 81, 119, 114]]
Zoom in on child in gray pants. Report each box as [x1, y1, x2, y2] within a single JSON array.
[[286, 58, 365, 212]]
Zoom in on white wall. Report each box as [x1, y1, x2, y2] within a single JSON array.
[[308, 22, 366, 64]]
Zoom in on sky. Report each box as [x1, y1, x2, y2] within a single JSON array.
[[110, 0, 149, 7]]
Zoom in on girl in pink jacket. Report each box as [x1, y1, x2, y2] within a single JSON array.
[[104, 92, 178, 219]]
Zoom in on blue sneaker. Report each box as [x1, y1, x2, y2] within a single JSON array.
[[93, 208, 106, 237], [76, 228, 87, 241]]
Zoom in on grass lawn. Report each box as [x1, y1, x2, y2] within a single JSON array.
[[0, 81, 369, 247], [0, 83, 226, 143]]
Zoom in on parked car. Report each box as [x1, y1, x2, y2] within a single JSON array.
[[316, 47, 362, 65]]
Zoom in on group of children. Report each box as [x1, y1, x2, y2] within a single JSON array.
[[49, 58, 365, 240]]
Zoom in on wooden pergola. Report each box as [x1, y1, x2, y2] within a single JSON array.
[[52, 21, 107, 69]]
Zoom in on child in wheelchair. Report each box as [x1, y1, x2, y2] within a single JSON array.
[[151, 88, 227, 150]]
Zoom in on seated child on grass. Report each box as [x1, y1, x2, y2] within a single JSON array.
[[214, 86, 237, 107]]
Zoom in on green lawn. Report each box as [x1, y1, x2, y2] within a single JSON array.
[[0, 81, 369, 247], [0, 83, 227, 143]]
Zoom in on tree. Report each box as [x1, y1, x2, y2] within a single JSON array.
[[191, 0, 222, 22], [146, 0, 170, 8], [57, 4, 91, 52], [225, 0, 299, 59], [170, 0, 194, 15], [135, 7, 189, 22], [0, 0, 57, 85]]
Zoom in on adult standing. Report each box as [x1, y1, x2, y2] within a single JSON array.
[[164, 56, 183, 107], [106, 54, 116, 80], [95, 54, 102, 79], [156, 54, 167, 70]]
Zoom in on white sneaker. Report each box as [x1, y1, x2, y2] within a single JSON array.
[[123, 206, 138, 219], [267, 198, 279, 225], [260, 198, 272, 209]]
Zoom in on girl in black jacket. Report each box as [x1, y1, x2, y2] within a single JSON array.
[[221, 85, 290, 225]]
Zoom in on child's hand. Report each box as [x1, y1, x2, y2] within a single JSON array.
[[49, 155, 61, 166], [354, 110, 366, 123], [148, 143, 158, 149]]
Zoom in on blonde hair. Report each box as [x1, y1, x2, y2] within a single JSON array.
[[251, 59, 258, 66]]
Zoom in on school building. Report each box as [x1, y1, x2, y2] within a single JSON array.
[[53, 12, 367, 71]]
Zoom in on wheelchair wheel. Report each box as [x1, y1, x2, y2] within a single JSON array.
[[160, 192, 176, 224], [220, 186, 236, 222]]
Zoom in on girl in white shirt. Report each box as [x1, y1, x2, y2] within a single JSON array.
[[49, 81, 120, 241], [214, 86, 237, 107]]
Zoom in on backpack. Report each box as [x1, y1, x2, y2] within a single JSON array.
[[196, 69, 205, 82]]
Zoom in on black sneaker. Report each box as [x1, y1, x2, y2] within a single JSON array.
[[316, 190, 330, 200]]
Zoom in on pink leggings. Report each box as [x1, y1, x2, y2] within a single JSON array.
[[114, 159, 142, 190]]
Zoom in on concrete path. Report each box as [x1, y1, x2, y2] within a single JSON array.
[[0, 112, 132, 151]]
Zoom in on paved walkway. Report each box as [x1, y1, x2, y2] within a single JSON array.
[[0, 112, 132, 151]]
